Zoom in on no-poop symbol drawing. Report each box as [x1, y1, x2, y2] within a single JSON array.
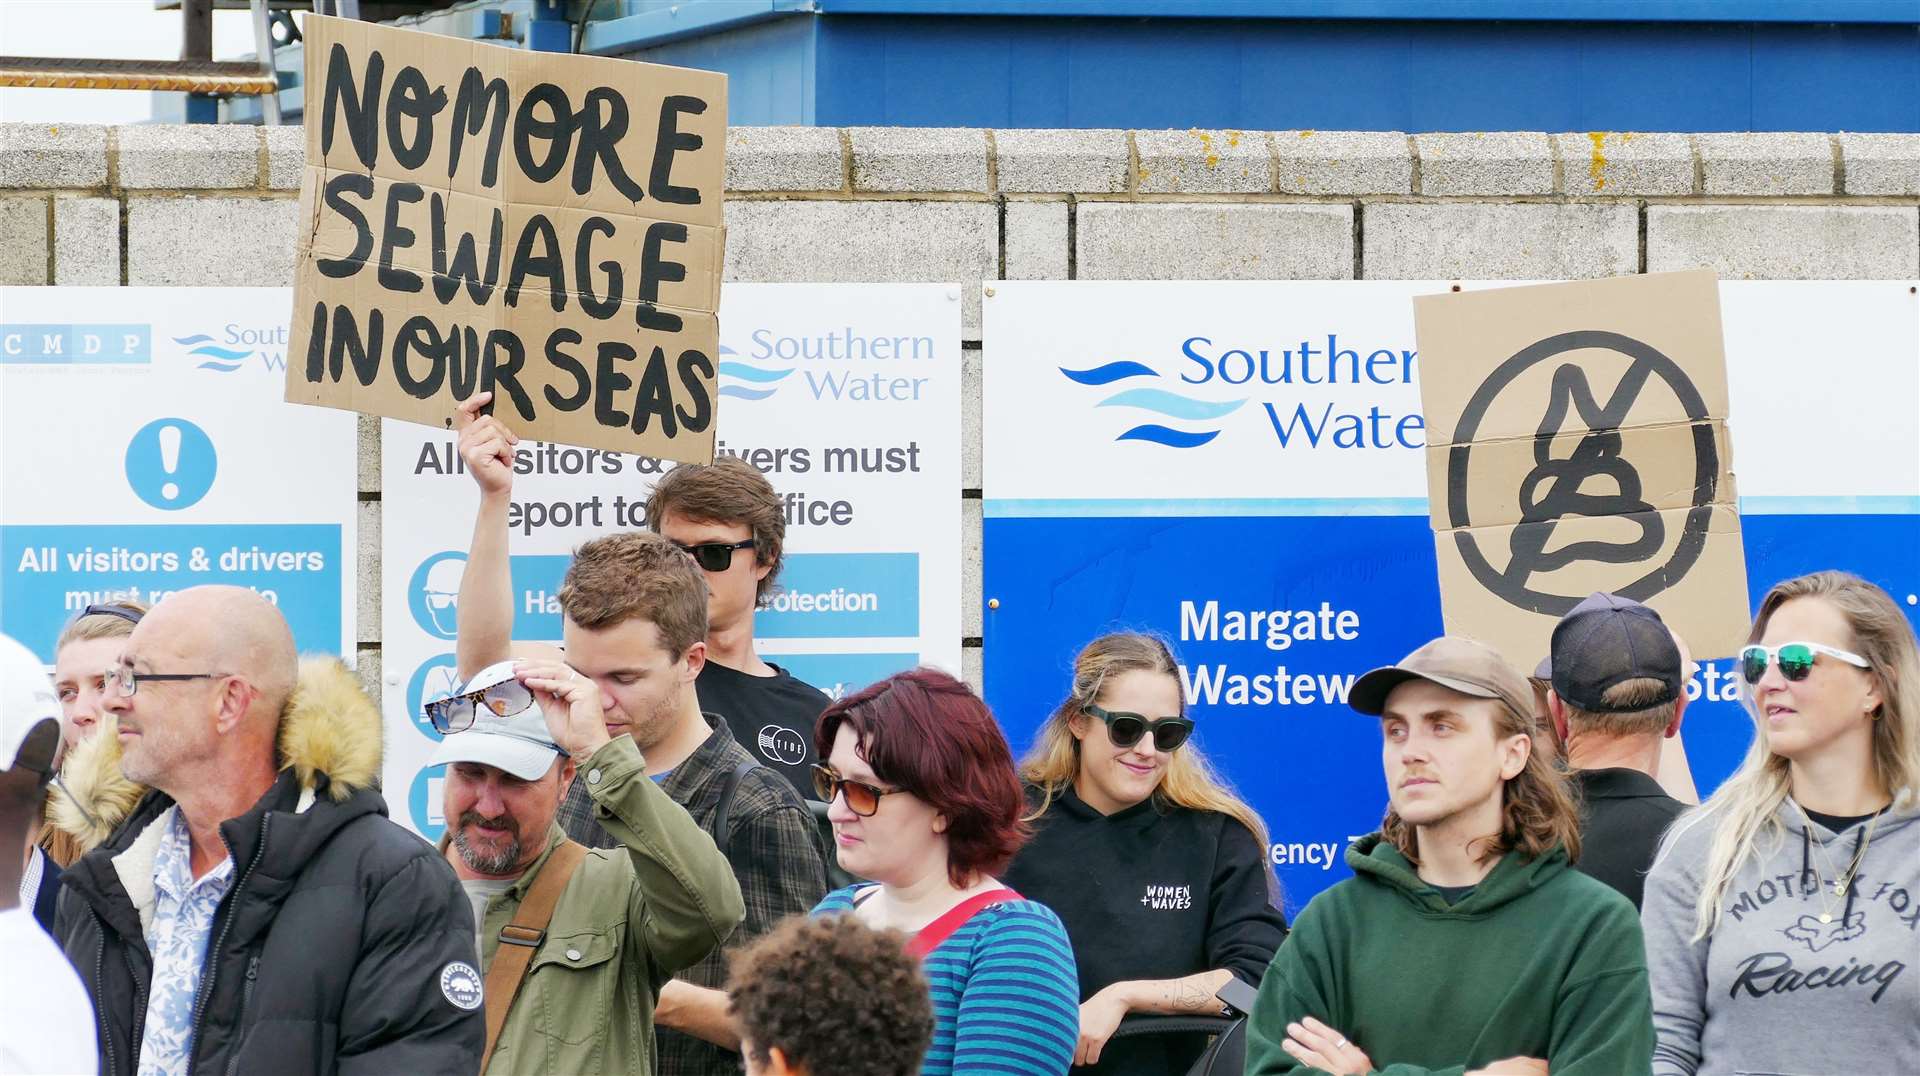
[[1443, 330, 1720, 617]]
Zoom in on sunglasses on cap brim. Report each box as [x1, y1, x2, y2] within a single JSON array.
[[424, 678, 535, 735]]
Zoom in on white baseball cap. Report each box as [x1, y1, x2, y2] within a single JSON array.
[[1, 633, 62, 777], [426, 661, 565, 781]]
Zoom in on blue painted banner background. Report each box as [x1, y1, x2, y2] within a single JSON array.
[[983, 508, 1920, 914]]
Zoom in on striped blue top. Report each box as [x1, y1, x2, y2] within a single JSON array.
[[813, 884, 1081, 1076]]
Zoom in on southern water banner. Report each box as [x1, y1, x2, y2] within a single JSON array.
[[1, 287, 358, 660], [981, 280, 1920, 913], [382, 283, 962, 840]]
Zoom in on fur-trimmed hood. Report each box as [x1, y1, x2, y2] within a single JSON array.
[[51, 656, 382, 853]]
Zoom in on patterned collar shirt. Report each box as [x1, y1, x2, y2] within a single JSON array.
[[136, 806, 236, 1076]]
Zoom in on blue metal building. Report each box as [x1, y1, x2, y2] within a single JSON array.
[[249, 1, 1920, 132]]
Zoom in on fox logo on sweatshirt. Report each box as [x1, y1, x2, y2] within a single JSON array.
[[1783, 911, 1868, 953]]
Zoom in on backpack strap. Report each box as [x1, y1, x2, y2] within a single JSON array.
[[708, 758, 762, 853], [481, 839, 588, 1072], [904, 888, 1022, 960]]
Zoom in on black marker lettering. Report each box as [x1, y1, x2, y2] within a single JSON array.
[[384, 64, 447, 170], [376, 182, 425, 294], [504, 214, 566, 312], [394, 315, 448, 398], [635, 221, 688, 331], [316, 173, 374, 278], [447, 68, 509, 188], [593, 341, 635, 428], [575, 216, 622, 320], [674, 349, 713, 432], [630, 344, 677, 437], [542, 329, 590, 411], [648, 95, 706, 205], [320, 43, 382, 170], [430, 193, 504, 306], [514, 83, 573, 184]]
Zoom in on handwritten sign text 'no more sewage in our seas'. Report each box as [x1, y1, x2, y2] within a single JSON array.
[[285, 15, 727, 465]]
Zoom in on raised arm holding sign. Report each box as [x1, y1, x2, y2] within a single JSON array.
[[286, 15, 727, 465]]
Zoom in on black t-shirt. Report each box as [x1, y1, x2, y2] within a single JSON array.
[[696, 658, 829, 800], [1804, 806, 1885, 833], [1571, 767, 1688, 910], [1432, 883, 1477, 906], [1002, 784, 1288, 1076]]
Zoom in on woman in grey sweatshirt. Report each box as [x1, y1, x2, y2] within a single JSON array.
[[1641, 571, 1920, 1076]]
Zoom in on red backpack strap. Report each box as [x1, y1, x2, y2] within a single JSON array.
[[904, 888, 1023, 960]]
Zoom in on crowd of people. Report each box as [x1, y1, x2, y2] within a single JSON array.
[[2, 388, 1915, 1076]]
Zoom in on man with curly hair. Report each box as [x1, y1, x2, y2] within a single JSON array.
[[726, 915, 933, 1076]]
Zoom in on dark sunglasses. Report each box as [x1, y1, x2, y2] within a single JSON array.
[[811, 764, 905, 817], [424, 678, 535, 735], [672, 538, 757, 573], [1085, 702, 1194, 752], [1740, 642, 1871, 685]]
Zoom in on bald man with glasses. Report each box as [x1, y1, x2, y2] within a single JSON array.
[[54, 585, 485, 1076]]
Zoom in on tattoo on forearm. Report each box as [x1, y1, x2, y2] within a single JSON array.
[[1177, 979, 1210, 1011]]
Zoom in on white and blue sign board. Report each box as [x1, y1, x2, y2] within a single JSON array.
[[382, 283, 962, 839], [982, 280, 1920, 913], [1, 287, 357, 661]]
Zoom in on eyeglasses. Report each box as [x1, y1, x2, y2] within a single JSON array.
[[1740, 642, 1871, 685], [104, 665, 226, 698], [812, 764, 905, 817], [672, 539, 757, 573], [1085, 702, 1195, 752], [424, 678, 535, 735]]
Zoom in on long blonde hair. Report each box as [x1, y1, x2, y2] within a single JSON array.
[[1678, 571, 1920, 940], [1020, 632, 1272, 854]]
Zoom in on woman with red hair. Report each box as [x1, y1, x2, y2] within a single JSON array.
[[811, 668, 1079, 1075]]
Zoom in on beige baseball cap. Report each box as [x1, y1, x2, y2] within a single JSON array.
[[1348, 636, 1533, 720]]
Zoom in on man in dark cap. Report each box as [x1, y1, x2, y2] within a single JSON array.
[[1540, 592, 1690, 909]]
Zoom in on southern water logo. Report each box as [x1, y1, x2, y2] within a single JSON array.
[[171, 326, 289, 373], [171, 334, 251, 373], [1059, 360, 1246, 448], [716, 344, 794, 401]]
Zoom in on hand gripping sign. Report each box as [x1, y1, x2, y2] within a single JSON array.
[[1412, 270, 1750, 664], [285, 16, 727, 465]]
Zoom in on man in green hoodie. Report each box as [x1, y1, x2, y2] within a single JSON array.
[[1246, 636, 1655, 1076]]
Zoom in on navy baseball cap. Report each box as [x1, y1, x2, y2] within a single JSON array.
[[1545, 593, 1684, 713]]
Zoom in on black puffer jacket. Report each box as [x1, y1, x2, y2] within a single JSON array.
[[54, 660, 484, 1076]]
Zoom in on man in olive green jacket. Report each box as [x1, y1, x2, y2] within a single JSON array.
[[430, 658, 744, 1076]]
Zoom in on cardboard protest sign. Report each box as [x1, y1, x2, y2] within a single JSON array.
[[286, 15, 726, 464], [1412, 270, 1749, 664]]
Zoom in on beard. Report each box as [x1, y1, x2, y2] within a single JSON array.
[[450, 812, 523, 875]]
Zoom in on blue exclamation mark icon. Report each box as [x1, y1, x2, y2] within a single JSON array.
[[125, 418, 217, 511]]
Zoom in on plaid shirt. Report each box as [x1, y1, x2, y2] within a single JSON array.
[[557, 714, 829, 1076]]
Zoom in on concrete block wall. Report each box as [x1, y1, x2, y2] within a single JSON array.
[[7, 123, 1920, 692]]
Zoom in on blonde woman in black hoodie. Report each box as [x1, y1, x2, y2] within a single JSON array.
[[1004, 632, 1286, 1075]]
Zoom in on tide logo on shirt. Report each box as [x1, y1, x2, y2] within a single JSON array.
[[1140, 884, 1193, 910]]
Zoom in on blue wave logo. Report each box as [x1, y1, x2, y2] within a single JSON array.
[[172, 334, 250, 373], [717, 345, 794, 401], [1057, 362, 1242, 449]]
